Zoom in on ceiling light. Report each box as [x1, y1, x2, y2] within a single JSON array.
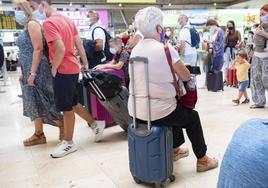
[[168, 3, 172, 6], [214, 2, 217, 6], [69, 2, 73, 6], [119, 3, 122, 7]]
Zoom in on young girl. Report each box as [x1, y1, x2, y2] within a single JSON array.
[[232, 50, 251, 105]]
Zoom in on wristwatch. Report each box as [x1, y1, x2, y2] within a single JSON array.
[[30, 72, 37, 76]]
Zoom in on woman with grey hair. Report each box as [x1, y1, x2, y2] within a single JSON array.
[[128, 6, 218, 172]]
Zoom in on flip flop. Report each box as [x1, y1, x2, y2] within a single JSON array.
[[250, 104, 265, 109]]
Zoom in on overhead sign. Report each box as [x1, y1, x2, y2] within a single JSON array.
[[107, 0, 156, 3], [58, 10, 108, 29], [0, 11, 24, 30]]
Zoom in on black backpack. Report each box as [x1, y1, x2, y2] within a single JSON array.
[[185, 26, 200, 49], [92, 27, 114, 62], [84, 27, 114, 69]]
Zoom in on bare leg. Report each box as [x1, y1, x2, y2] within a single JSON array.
[[237, 91, 244, 100], [73, 103, 95, 125], [63, 111, 75, 141], [244, 91, 249, 100], [34, 118, 44, 134]]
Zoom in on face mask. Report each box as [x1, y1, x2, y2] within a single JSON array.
[[15, 10, 28, 25], [32, 9, 46, 22], [85, 18, 91, 26], [210, 26, 216, 34], [160, 32, 165, 43], [228, 26, 234, 30], [165, 31, 171, 37], [261, 15, 268, 24], [109, 47, 117, 55]]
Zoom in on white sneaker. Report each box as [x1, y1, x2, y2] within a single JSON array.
[[91, 121, 105, 142], [50, 140, 78, 158]]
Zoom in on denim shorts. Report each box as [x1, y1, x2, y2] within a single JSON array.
[[238, 80, 249, 92]]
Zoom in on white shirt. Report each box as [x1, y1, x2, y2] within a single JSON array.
[[88, 23, 106, 51], [254, 52, 268, 58], [128, 39, 180, 121], [179, 24, 197, 56]]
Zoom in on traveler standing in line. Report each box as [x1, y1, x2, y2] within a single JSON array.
[[250, 4, 268, 109], [223, 21, 242, 83], [177, 15, 197, 66], [205, 19, 225, 72], [129, 7, 218, 172], [164, 27, 177, 46], [86, 10, 113, 68], [13, 0, 63, 146], [28, 0, 105, 158]]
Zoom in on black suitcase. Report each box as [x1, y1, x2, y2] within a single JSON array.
[[207, 71, 224, 92], [83, 71, 131, 132]]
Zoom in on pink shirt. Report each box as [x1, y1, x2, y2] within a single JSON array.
[[43, 14, 80, 74]]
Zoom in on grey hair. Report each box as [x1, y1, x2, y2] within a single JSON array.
[[178, 14, 189, 22], [88, 10, 99, 21], [134, 6, 163, 38]]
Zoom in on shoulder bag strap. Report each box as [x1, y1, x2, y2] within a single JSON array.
[[164, 45, 180, 95]]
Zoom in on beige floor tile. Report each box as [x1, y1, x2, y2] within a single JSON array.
[[1, 71, 268, 188]]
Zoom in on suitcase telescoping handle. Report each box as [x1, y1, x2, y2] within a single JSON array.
[[83, 71, 107, 101], [129, 57, 151, 130]]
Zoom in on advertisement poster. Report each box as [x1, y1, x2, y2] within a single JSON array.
[[58, 10, 108, 30], [163, 9, 259, 28]]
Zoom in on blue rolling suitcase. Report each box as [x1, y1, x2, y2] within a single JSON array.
[[128, 57, 175, 188]]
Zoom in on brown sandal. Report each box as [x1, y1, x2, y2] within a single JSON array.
[[23, 132, 46, 147], [250, 104, 265, 109]]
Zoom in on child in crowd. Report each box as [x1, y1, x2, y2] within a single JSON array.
[[232, 50, 251, 105], [93, 37, 130, 85]]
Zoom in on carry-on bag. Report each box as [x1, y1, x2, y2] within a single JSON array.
[[90, 93, 115, 127], [128, 57, 175, 188], [232, 69, 238, 88], [207, 70, 224, 92], [83, 71, 131, 132], [227, 68, 234, 86]]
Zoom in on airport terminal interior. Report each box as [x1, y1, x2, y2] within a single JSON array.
[[1, 0, 268, 188]]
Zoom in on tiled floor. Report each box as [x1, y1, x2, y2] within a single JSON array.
[[0, 71, 267, 188]]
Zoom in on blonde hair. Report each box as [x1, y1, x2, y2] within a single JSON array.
[[13, 0, 33, 18]]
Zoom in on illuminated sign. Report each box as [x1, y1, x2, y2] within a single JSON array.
[[58, 10, 108, 29], [0, 11, 23, 30]]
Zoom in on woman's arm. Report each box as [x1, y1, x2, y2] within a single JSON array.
[[256, 27, 268, 39], [28, 21, 43, 74], [27, 21, 44, 85], [173, 60, 191, 81], [213, 29, 224, 53]]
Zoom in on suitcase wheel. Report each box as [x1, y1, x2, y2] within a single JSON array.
[[133, 177, 142, 184], [169, 175, 176, 182], [155, 182, 166, 188]]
